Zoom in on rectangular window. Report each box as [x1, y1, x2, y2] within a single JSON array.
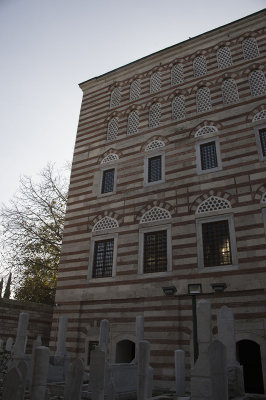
[[200, 141, 218, 170], [259, 128, 266, 157], [92, 239, 114, 278], [202, 220, 232, 267], [143, 230, 167, 273], [101, 168, 115, 194], [148, 155, 162, 182]]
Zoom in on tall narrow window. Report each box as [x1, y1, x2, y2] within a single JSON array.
[[143, 230, 167, 273], [193, 55, 207, 77], [200, 141, 218, 170], [149, 103, 161, 127], [148, 155, 162, 182], [217, 47, 233, 69], [130, 80, 141, 101], [172, 95, 186, 120], [110, 88, 121, 108], [242, 37, 260, 60], [150, 72, 161, 93], [92, 239, 114, 278], [127, 110, 139, 135], [101, 168, 115, 194], [107, 117, 119, 141], [196, 87, 212, 113], [259, 128, 266, 157], [249, 70, 266, 97], [171, 64, 184, 86], [202, 220, 232, 267], [222, 78, 239, 105]]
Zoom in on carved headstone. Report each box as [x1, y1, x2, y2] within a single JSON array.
[[31, 346, 50, 400], [90, 347, 106, 400], [99, 319, 109, 355], [63, 358, 84, 400], [137, 340, 150, 400], [175, 349, 185, 396], [55, 316, 68, 358], [2, 366, 23, 400], [17, 360, 28, 399], [208, 340, 228, 400], [135, 315, 144, 363], [5, 337, 13, 352], [13, 312, 29, 357]]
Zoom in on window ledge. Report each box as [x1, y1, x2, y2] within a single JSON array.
[[199, 264, 238, 273]]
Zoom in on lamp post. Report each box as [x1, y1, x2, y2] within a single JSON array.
[[162, 282, 226, 364]]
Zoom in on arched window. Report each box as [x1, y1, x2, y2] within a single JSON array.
[[196, 196, 231, 214], [107, 117, 119, 141], [92, 217, 119, 232], [140, 207, 171, 223], [145, 140, 165, 152], [196, 87, 212, 113], [110, 87, 121, 108], [217, 46, 233, 70], [193, 55, 207, 77], [149, 103, 161, 127], [101, 153, 119, 165], [130, 80, 141, 101], [195, 126, 218, 138], [150, 72, 161, 93], [172, 95, 186, 120], [242, 37, 260, 60], [171, 64, 184, 86], [127, 110, 139, 135], [222, 78, 239, 105], [252, 110, 266, 122], [249, 70, 266, 97]]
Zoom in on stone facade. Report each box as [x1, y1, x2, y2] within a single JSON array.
[[52, 10, 266, 392]]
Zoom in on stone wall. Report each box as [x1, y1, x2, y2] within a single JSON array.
[[0, 298, 53, 351]]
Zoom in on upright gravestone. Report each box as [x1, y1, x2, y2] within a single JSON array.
[[55, 316, 68, 358], [217, 306, 245, 398], [135, 315, 144, 363], [5, 337, 13, 352], [17, 360, 28, 399], [175, 349, 185, 396], [63, 358, 84, 400], [137, 340, 150, 400], [2, 366, 23, 400], [90, 347, 106, 400], [208, 340, 228, 400], [0, 339, 4, 350], [30, 334, 42, 384], [31, 346, 50, 400], [190, 300, 212, 400], [99, 319, 109, 355], [13, 312, 29, 357]]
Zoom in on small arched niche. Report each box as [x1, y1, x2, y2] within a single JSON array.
[[115, 340, 135, 363]]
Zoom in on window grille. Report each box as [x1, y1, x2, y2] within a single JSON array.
[[172, 95, 186, 120], [202, 220, 232, 267], [101, 169, 115, 193], [195, 126, 218, 138], [217, 47, 233, 69], [259, 128, 266, 157], [93, 217, 119, 232], [107, 118, 118, 141], [252, 110, 266, 122], [196, 196, 231, 214], [130, 80, 141, 101], [145, 140, 165, 152], [242, 37, 260, 60], [143, 230, 167, 273], [171, 64, 184, 85], [197, 87, 212, 113], [140, 207, 171, 223], [149, 103, 161, 127], [200, 141, 218, 170], [249, 70, 266, 97], [148, 155, 162, 182], [222, 78, 239, 105], [101, 154, 119, 165], [150, 72, 161, 93], [110, 88, 121, 108], [193, 55, 207, 77], [92, 239, 114, 278], [127, 110, 139, 135], [261, 192, 266, 204]]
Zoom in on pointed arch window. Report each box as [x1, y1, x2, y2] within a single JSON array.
[[196, 87, 212, 113], [172, 95, 186, 120], [217, 47, 233, 70], [193, 55, 207, 77], [195, 126, 218, 138], [249, 70, 266, 97], [110, 87, 121, 108], [127, 110, 139, 135], [107, 117, 119, 141], [150, 72, 161, 93], [252, 110, 266, 122], [149, 103, 161, 127], [242, 37, 260, 60], [130, 80, 141, 101], [222, 78, 239, 105], [171, 64, 184, 86]]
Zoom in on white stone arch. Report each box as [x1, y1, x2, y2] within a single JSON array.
[[101, 153, 119, 165], [196, 196, 231, 214], [140, 206, 171, 223], [92, 216, 119, 232], [145, 139, 165, 152], [195, 125, 218, 138]]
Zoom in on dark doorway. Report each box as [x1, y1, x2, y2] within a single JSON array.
[[115, 340, 135, 363], [236, 340, 264, 394]]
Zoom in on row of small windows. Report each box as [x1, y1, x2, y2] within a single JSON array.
[[110, 38, 261, 108], [107, 71, 266, 140]]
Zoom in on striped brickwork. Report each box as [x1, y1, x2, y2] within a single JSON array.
[[51, 10, 266, 389]]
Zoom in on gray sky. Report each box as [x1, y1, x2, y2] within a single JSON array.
[[0, 0, 264, 204]]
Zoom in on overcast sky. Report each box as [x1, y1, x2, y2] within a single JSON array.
[[0, 0, 264, 205]]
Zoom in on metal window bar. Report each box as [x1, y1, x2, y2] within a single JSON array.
[[259, 128, 266, 156], [92, 239, 114, 278], [101, 168, 115, 193], [202, 220, 232, 267], [148, 155, 162, 182], [200, 141, 218, 170], [143, 230, 167, 273]]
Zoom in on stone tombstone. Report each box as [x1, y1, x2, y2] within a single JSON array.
[[2, 366, 23, 400], [175, 349, 185, 396], [30, 335, 42, 384], [137, 340, 150, 400], [208, 340, 228, 400], [17, 359, 28, 398], [90, 347, 106, 400], [5, 337, 13, 352], [63, 358, 84, 400], [13, 312, 29, 357], [31, 346, 50, 400], [55, 315, 68, 358], [217, 305, 245, 397], [99, 319, 109, 355], [191, 300, 213, 400], [0, 338, 4, 350], [135, 315, 144, 363]]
